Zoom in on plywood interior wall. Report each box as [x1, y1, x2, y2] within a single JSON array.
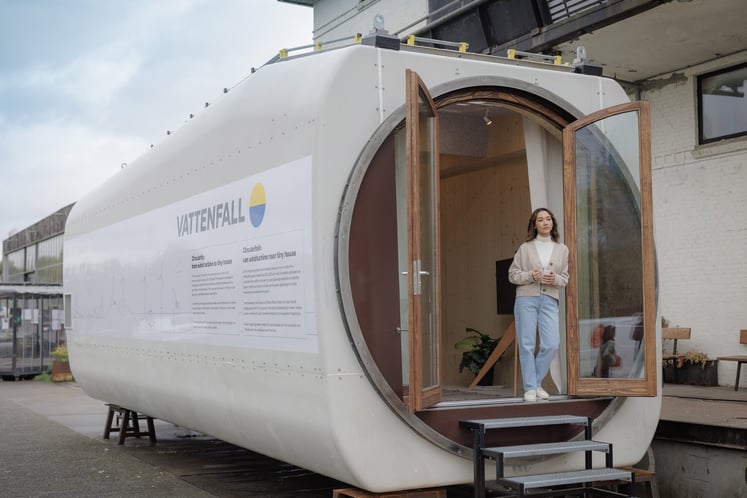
[[440, 112, 531, 387]]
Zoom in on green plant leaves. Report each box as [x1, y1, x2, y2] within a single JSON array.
[[454, 327, 498, 376]]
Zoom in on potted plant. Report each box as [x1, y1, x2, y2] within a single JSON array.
[[662, 350, 718, 386], [51, 344, 73, 382], [454, 327, 498, 385]]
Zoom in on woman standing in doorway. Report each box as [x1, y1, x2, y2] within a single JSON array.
[[509, 208, 569, 402]]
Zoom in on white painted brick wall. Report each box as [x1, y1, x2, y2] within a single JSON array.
[[643, 65, 747, 388]]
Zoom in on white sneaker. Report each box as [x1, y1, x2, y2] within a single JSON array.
[[523, 390, 537, 402], [536, 387, 550, 399]]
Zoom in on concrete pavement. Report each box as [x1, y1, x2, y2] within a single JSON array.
[[0, 381, 215, 497], [0, 381, 347, 498]]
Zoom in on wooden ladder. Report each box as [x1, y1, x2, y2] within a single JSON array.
[[460, 415, 633, 498]]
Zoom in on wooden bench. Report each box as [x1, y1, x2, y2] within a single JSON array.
[[103, 403, 157, 445], [717, 329, 747, 391], [661, 327, 691, 357]]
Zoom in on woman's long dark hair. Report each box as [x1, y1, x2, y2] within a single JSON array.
[[525, 207, 560, 242]]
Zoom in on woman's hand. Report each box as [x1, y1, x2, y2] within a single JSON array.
[[532, 270, 556, 284]]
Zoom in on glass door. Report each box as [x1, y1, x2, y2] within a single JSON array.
[[563, 101, 656, 396], [405, 69, 442, 411]]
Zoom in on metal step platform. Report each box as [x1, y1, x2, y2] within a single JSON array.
[[483, 440, 613, 478], [460, 415, 632, 498], [500, 467, 632, 497]]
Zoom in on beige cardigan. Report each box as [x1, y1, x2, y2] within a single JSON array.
[[508, 239, 569, 300]]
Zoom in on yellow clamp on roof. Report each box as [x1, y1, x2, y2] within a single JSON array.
[[407, 34, 416, 46], [507, 48, 516, 59], [458, 42, 468, 53], [354, 33, 362, 43], [279, 48, 289, 58]]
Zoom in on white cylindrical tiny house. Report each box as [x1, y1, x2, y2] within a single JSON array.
[[64, 43, 660, 492]]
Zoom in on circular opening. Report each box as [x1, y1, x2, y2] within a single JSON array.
[[336, 84, 579, 451]]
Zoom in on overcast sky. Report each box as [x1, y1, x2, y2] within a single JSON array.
[[0, 0, 313, 249]]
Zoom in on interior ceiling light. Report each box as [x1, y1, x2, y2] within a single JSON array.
[[483, 109, 492, 126]]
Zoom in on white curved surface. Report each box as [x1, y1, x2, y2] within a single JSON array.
[[64, 44, 659, 491]]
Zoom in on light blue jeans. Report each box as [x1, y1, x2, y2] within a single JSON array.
[[514, 294, 560, 392]]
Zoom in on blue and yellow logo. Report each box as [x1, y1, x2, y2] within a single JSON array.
[[249, 183, 266, 227]]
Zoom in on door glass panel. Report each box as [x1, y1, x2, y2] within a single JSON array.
[[573, 111, 646, 380], [564, 101, 655, 396], [416, 86, 439, 391], [405, 69, 442, 411]]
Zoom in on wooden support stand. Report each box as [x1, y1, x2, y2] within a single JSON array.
[[619, 467, 659, 498], [332, 488, 445, 498], [103, 403, 157, 445]]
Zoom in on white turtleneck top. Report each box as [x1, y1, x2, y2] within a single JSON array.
[[534, 235, 553, 269]]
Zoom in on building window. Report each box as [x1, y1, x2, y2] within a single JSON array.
[[698, 62, 747, 144], [6, 250, 25, 283], [25, 244, 36, 273], [36, 235, 64, 284]]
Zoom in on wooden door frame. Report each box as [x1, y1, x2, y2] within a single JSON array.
[[406, 69, 443, 412], [563, 100, 656, 396]]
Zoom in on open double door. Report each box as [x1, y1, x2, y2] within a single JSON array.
[[403, 69, 655, 412]]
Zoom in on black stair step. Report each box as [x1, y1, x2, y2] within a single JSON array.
[[500, 467, 632, 490], [460, 414, 589, 431], [483, 439, 611, 459]]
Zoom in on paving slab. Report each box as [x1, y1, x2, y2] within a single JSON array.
[[0, 381, 215, 498], [0, 380, 346, 498]]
